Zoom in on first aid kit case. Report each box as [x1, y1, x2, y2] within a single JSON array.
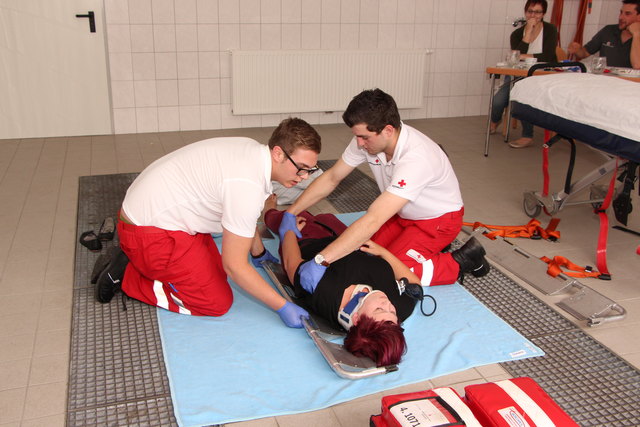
[[370, 377, 579, 427]]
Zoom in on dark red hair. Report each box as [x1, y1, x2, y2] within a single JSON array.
[[343, 315, 407, 367]]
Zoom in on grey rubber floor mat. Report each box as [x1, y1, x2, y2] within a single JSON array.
[[503, 331, 640, 426], [70, 170, 640, 426], [317, 160, 381, 212], [69, 173, 178, 426], [463, 272, 640, 426]]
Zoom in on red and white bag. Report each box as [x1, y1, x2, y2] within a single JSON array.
[[464, 377, 579, 426], [370, 387, 482, 427]]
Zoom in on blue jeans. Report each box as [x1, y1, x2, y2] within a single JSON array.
[[490, 76, 533, 138]]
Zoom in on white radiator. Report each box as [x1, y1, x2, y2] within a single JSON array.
[[231, 49, 429, 115]]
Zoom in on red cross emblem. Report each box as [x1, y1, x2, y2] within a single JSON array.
[[375, 159, 380, 163], [398, 180, 406, 187]]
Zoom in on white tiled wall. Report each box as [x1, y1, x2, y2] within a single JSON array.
[[104, 0, 622, 134]]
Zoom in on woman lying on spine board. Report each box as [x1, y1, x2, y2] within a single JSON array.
[[263, 196, 490, 367]]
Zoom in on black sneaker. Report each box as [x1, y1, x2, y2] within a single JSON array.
[[96, 248, 129, 303], [90, 247, 119, 284], [451, 237, 490, 278]]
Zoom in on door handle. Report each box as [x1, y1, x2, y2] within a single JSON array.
[[75, 11, 96, 33]]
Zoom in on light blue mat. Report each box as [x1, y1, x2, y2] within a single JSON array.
[[157, 213, 544, 427]]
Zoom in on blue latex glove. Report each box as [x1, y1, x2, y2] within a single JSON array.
[[277, 301, 309, 328], [278, 212, 302, 241], [250, 249, 279, 268], [298, 260, 327, 293]]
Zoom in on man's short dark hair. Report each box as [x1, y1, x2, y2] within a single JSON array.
[[623, 0, 640, 14], [342, 89, 401, 134], [524, 0, 548, 14]]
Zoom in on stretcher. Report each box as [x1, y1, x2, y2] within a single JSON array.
[[261, 259, 397, 379], [510, 71, 640, 274], [461, 226, 626, 326]]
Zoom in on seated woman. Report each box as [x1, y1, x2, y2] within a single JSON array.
[[490, 0, 558, 148], [263, 202, 490, 367]]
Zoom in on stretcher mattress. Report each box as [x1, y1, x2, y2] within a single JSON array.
[[510, 73, 640, 162]]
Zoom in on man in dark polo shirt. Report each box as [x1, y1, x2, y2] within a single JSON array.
[[568, 0, 640, 69]]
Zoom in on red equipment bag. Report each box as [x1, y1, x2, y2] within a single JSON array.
[[369, 388, 482, 427], [464, 377, 579, 426]]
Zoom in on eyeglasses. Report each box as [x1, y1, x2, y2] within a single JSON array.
[[526, 9, 544, 15], [283, 150, 319, 177]]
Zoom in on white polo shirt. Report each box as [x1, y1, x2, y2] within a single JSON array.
[[123, 137, 272, 237], [341, 123, 463, 220]]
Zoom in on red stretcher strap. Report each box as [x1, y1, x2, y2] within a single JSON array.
[[463, 218, 560, 241], [542, 131, 550, 197], [540, 255, 609, 280], [593, 158, 618, 276]]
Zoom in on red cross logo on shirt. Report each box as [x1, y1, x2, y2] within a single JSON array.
[[375, 159, 380, 163], [398, 179, 406, 187]]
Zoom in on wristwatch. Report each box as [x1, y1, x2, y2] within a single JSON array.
[[314, 253, 330, 267]]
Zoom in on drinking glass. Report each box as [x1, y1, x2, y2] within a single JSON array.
[[592, 57, 607, 74], [506, 50, 520, 67]]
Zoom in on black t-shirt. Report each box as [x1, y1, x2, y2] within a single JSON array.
[[584, 24, 633, 68], [294, 238, 416, 330]]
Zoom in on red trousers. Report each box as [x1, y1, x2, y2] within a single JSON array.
[[117, 221, 233, 316], [372, 209, 464, 286]]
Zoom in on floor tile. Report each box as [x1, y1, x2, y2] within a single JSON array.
[[36, 309, 71, 333], [0, 388, 26, 424], [276, 407, 341, 427], [28, 354, 69, 385], [20, 413, 66, 427], [0, 359, 30, 391], [332, 394, 383, 426], [0, 334, 35, 361], [33, 329, 70, 357], [229, 416, 278, 426], [22, 382, 66, 420]]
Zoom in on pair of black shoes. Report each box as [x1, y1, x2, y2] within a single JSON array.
[[451, 237, 490, 278], [92, 247, 129, 303]]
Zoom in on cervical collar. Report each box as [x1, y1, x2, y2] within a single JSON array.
[[337, 285, 383, 330]]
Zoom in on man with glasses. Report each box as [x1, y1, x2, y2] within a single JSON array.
[[94, 118, 321, 328], [279, 89, 488, 294], [568, 0, 640, 69], [271, 147, 325, 205]]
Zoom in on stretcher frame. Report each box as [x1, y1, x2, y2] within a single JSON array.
[[512, 63, 639, 220], [482, 66, 635, 325], [462, 227, 626, 326], [520, 138, 624, 218], [261, 260, 398, 379], [509, 67, 640, 288]]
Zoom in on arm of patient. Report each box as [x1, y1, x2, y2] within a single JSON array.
[[359, 239, 421, 285], [280, 226, 305, 285]]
